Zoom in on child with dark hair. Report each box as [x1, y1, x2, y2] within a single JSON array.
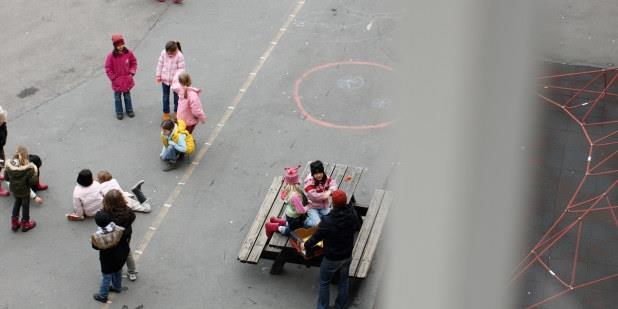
[[160, 119, 195, 171], [171, 71, 206, 134], [67, 169, 102, 221], [92, 189, 136, 303], [156, 41, 185, 120], [105, 34, 138, 120], [5, 146, 38, 232], [304, 160, 337, 226]]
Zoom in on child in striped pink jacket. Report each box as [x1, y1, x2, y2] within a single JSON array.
[[155, 41, 186, 120]]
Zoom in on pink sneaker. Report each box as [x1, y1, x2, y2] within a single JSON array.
[[173, 0, 183, 3], [66, 213, 84, 221]]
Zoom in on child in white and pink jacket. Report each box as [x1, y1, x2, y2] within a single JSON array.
[[171, 71, 206, 134], [67, 169, 102, 221], [304, 160, 337, 226], [155, 41, 186, 121]]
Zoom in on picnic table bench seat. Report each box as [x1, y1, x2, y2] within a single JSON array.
[[238, 161, 391, 280]]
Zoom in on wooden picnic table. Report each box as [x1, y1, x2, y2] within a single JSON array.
[[238, 161, 392, 279]]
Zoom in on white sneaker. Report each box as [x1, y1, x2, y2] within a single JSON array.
[[128, 272, 137, 281]]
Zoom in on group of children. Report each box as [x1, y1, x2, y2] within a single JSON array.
[[264, 160, 339, 238], [104, 35, 205, 172]]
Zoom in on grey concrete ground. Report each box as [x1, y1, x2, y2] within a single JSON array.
[[0, 0, 400, 308], [539, 0, 618, 67]]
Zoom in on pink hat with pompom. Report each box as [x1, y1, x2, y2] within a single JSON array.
[[284, 165, 301, 184]]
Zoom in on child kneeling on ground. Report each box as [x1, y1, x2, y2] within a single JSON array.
[[160, 119, 195, 171]]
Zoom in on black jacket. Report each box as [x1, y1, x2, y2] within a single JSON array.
[[93, 209, 135, 274], [305, 205, 360, 261]]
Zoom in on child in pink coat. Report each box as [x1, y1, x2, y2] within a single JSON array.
[[156, 41, 186, 120], [171, 71, 206, 133], [304, 160, 337, 226], [105, 34, 138, 120]]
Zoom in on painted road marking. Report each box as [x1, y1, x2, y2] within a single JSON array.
[[102, 0, 306, 307]]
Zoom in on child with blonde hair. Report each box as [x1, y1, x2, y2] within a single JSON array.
[[171, 71, 206, 134], [265, 165, 311, 238], [5, 146, 38, 232]]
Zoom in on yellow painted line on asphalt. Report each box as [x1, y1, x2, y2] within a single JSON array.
[[102, 0, 306, 307]]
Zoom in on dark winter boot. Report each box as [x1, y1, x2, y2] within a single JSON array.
[[11, 216, 20, 232], [265, 222, 280, 238], [0, 183, 9, 197], [21, 219, 36, 232], [269, 216, 287, 226], [131, 180, 147, 204], [36, 181, 48, 191]]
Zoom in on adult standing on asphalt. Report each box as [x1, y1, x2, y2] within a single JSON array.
[[302, 189, 360, 309]]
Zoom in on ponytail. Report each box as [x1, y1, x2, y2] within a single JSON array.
[[184, 86, 188, 99], [176, 41, 182, 53]]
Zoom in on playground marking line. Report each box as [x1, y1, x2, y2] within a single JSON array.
[[101, 0, 305, 307]]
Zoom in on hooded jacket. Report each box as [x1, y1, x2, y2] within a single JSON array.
[[5, 158, 37, 198], [160, 119, 195, 155], [171, 71, 207, 127], [104, 49, 137, 92], [304, 205, 360, 261]]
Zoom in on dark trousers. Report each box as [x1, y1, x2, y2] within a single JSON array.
[[12, 197, 30, 220], [161, 83, 178, 113]]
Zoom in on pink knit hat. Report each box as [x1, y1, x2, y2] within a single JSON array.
[[111, 34, 125, 47], [284, 165, 301, 184]]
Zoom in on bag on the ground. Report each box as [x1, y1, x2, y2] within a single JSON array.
[[91, 222, 125, 249]]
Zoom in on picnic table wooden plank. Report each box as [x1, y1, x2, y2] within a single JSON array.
[[246, 179, 287, 263], [238, 176, 283, 262], [339, 166, 366, 204], [349, 189, 385, 276], [354, 190, 393, 278], [330, 164, 348, 189]]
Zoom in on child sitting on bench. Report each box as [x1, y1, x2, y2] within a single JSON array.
[[265, 165, 312, 238]]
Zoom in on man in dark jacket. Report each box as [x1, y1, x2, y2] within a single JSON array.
[[302, 189, 360, 309]]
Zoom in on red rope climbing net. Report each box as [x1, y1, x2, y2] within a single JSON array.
[[511, 67, 618, 308]]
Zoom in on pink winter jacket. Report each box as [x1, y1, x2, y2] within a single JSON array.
[[156, 50, 186, 85], [104, 49, 137, 92], [304, 175, 337, 209], [72, 181, 103, 218], [171, 75, 207, 127]]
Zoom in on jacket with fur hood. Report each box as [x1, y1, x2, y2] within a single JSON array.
[[172, 83, 207, 127], [5, 158, 38, 198]]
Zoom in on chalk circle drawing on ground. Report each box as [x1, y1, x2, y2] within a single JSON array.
[[294, 60, 394, 130]]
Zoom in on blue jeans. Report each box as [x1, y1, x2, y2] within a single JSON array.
[[161, 146, 182, 162], [306, 208, 331, 226], [162, 83, 178, 113], [281, 215, 307, 235], [318, 257, 351, 309], [114, 91, 133, 114], [98, 271, 122, 298]]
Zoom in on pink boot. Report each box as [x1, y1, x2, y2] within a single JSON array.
[[21, 219, 36, 232], [11, 216, 20, 232], [0, 183, 9, 197], [36, 181, 48, 191], [265, 222, 280, 238], [269, 216, 286, 226], [173, 0, 183, 3]]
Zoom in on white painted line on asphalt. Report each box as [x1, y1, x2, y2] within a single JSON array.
[[112, 3, 307, 307]]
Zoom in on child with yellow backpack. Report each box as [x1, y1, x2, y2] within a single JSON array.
[[160, 119, 195, 171]]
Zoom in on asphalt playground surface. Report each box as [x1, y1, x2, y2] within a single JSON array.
[[0, 0, 401, 308]]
